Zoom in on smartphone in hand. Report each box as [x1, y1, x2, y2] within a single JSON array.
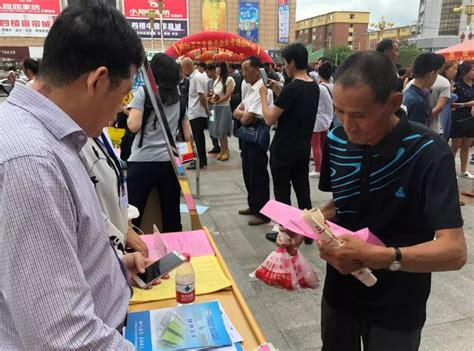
[[132, 250, 187, 289], [259, 68, 268, 85]]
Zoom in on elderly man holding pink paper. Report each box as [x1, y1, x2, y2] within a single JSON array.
[[280, 52, 466, 351]]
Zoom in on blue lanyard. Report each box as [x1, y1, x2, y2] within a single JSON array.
[[95, 133, 126, 188]]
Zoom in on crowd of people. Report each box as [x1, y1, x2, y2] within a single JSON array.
[[0, 0, 471, 350]]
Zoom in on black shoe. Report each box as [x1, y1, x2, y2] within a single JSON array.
[[208, 148, 221, 154], [265, 231, 278, 243], [304, 237, 314, 245], [187, 162, 196, 170]]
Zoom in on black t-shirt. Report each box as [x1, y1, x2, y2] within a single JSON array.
[[271, 79, 319, 161], [319, 112, 463, 331]]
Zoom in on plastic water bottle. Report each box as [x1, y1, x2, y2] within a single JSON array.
[[175, 253, 195, 305]]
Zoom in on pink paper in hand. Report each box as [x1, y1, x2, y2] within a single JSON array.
[[260, 200, 317, 240], [260, 200, 385, 246], [326, 221, 385, 247]]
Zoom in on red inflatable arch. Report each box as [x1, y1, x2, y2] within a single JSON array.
[[165, 31, 274, 63]]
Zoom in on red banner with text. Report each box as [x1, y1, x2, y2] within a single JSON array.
[[122, 0, 189, 40], [122, 0, 187, 19]]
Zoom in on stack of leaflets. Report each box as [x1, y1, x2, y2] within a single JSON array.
[[125, 301, 243, 350]]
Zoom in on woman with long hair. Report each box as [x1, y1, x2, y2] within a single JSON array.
[[210, 61, 235, 161], [127, 53, 187, 232], [439, 60, 458, 141], [450, 60, 474, 179]]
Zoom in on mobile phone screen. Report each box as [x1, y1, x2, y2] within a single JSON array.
[[136, 252, 185, 284], [259, 68, 268, 85]]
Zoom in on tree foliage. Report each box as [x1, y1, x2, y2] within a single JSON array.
[[328, 45, 354, 65], [397, 39, 424, 67]]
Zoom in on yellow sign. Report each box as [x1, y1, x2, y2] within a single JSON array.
[[202, 0, 227, 31], [130, 255, 232, 304]]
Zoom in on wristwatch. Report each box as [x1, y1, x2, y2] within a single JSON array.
[[388, 247, 402, 271]]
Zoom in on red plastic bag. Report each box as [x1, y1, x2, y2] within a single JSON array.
[[254, 231, 319, 290]]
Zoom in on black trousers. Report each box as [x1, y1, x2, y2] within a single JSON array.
[[270, 156, 312, 210], [190, 117, 208, 166], [127, 161, 182, 233], [321, 298, 422, 351], [241, 140, 270, 219], [210, 136, 220, 149]]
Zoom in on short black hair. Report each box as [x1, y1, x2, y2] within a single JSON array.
[[456, 60, 474, 81], [412, 53, 444, 78], [22, 57, 40, 75], [205, 63, 216, 71], [244, 56, 264, 69], [334, 51, 398, 104], [376, 39, 396, 54], [197, 62, 207, 69], [318, 61, 334, 81], [397, 67, 407, 77], [39, 0, 144, 88], [281, 43, 308, 70]]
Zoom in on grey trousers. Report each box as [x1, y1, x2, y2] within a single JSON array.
[[321, 298, 422, 351]]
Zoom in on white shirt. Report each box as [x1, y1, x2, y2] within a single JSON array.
[[314, 83, 334, 132], [429, 75, 451, 134], [187, 70, 208, 120], [79, 137, 128, 255], [213, 76, 235, 106], [240, 79, 274, 117]]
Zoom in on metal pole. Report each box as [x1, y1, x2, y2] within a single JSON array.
[[149, 10, 155, 54], [160, 12, 165, 52]]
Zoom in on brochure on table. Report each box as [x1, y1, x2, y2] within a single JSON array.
[[125, 301, 242, 351]]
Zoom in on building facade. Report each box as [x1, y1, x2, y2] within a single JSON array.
[[368, 25, 416, 50], [295, 11, 370, 53], [414, 0, 470, 51], [0, 0, 296, 65]]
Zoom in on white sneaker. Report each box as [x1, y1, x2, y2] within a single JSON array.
[[309, 170, 320, 178], [459, 171, 474, 179]]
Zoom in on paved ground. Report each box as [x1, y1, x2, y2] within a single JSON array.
[[183, 132, 474, 351]]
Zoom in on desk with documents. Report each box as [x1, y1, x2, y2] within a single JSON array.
[[129, 228, 266, 350]]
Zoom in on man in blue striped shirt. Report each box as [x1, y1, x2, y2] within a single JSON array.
[[284, 52, 466, 351]]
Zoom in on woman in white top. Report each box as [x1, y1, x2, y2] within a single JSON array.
[[210, 61, 235, 161], [310, 61, 334, 178], [80, 131, 149, 258]]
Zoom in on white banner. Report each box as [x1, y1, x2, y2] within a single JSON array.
[[278, 0, 289, 43], [0, 13, 56, 37]]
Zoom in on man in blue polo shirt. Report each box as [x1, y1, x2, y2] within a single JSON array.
[[403, 52, 444, 125], [284, 51, 466, 350]]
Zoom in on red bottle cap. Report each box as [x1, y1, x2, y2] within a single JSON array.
[[182, 253, 191, 262]]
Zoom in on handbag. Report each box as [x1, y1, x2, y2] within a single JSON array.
[[456, 116, 474, 134], [234, 119, 270, 151]]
